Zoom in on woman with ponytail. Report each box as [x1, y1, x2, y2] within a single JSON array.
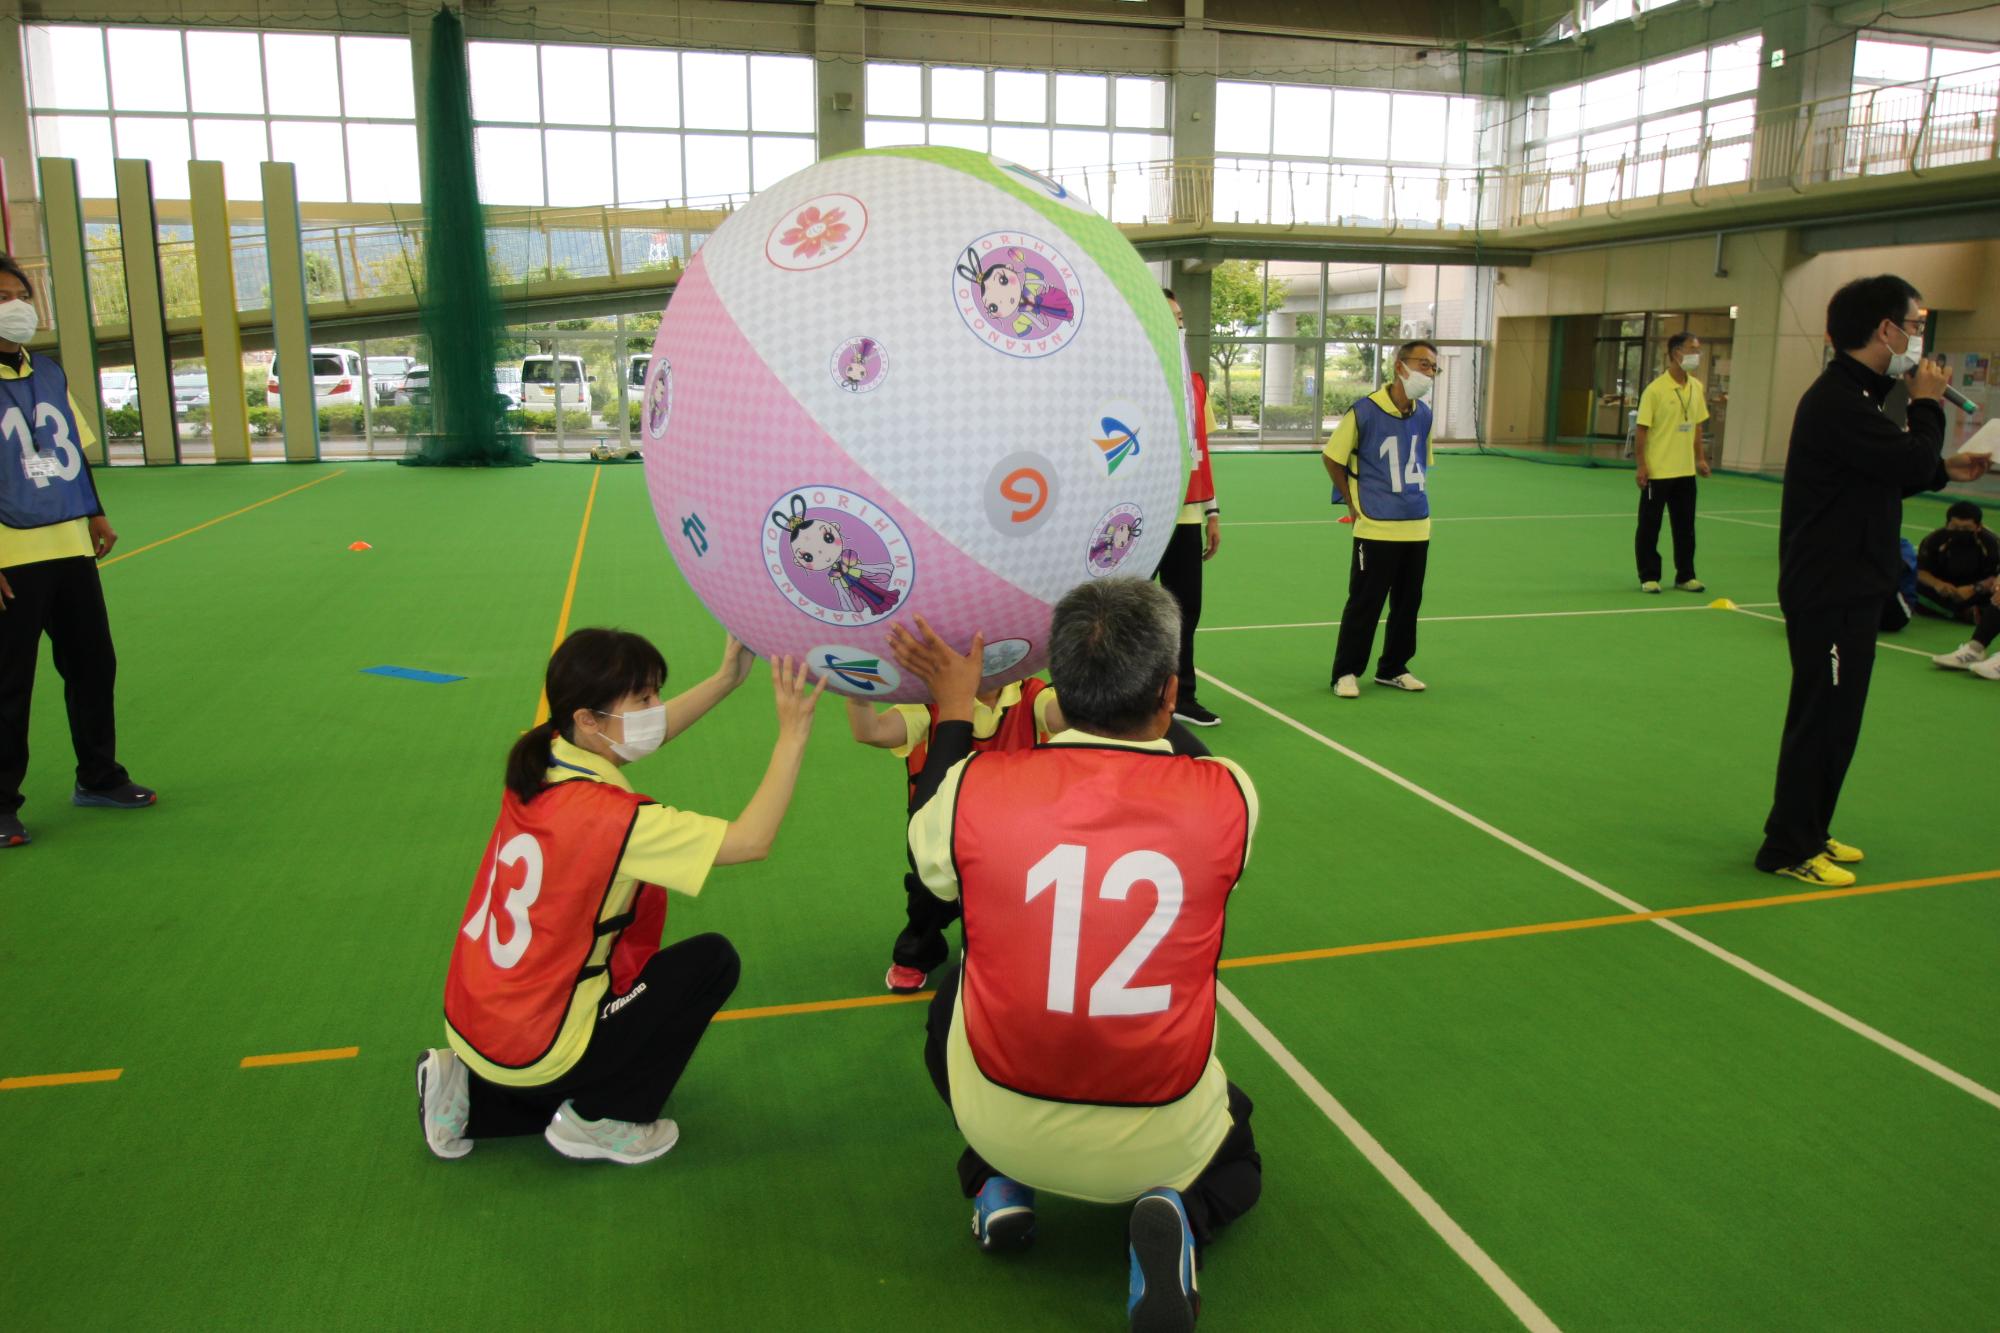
[[419, 628, 824, 1165]]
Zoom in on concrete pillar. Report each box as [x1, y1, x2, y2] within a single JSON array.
[[37, 157, 104, 462], [190, 160, 250, 463], [114, 158, 178, 465], [1755, 4, 1856, 188], [0, 16, 37, 256], [1171, 25, 1217, 225], [262, 161, 320, 462], [816, 2, 866, 159], [1264, 311, 1298, 407]]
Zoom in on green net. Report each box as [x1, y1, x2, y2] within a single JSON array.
[[402, 8, 533, 468]]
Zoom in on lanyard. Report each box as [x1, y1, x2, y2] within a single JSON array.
[[549, 756, 598, 778]]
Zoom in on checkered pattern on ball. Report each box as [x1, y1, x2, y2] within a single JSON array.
[[641, 147, 1190, 703]]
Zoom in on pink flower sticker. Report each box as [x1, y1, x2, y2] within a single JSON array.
[[765, 193, 869, 272]]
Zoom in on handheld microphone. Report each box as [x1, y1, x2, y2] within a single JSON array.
[[1941, 384, 1976, 413]]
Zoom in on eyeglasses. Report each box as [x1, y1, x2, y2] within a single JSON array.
[[1405, 361, 1442, 375], [1899, 319, 1928, 336]]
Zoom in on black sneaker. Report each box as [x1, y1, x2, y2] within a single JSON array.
[[72, 782, 158, 810], [1173, 701, 1220, 727], [1, 813, 29, 848]]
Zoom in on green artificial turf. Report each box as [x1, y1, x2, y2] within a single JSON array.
[[3, 454, 1996, 1329]]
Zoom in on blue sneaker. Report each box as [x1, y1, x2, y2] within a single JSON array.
[[970, 1175, 1036, 1252], [1127, 1188, 1198, 1332]]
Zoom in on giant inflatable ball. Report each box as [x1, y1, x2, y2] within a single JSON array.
[[640, 146, 1190, 703]]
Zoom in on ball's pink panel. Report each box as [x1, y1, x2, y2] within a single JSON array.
[[644, 253, 1053, 703]]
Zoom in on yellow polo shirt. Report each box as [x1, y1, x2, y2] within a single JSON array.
[[1635, 371, 1709, 480], [446, 735, 729, 1087], [0, 350, 98, 569], [1321, 387, 1432, 541], [889, 680, 1061, 758], [909, 729, 1260, 1204]]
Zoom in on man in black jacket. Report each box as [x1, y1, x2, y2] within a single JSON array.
[[1755, 275, 1990, 886]]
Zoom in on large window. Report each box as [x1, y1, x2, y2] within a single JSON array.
[[1848, 36, 2000, 174], [1210, 81, 1488, 227], [468, 41, 816, 207], [1206, 260, 1490, 446], [1524, 34, 1762, 209], [863, 64, 1170, 222], [24, 24, 418, 202]]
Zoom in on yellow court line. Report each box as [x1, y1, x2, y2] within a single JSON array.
[[715, 991, 934, 1023], [239, 1046, 360, 1069], [98, 469, 347, 569], [1218, 869, 2000, 971], [14, 869, 1996, 1089], [0, 1068, 123, 1091], [534, 466, 603, 726]]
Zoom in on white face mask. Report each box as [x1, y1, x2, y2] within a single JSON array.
[[1885, 325, 1922, 378], [599, 703, 667, 762], [1399, 366, 1433, 401], [1679, 353, 1701, 372], [0, 299, 39, 344]]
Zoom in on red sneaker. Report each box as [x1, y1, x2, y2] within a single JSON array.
[[884, 964, 928, 993]]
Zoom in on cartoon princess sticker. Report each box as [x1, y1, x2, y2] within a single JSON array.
[[957, 244, 1073, 337], [765, 491, 911, 625], [643, 357, 673, 440], [1086, 503, 1145, 577], [952, 232, 1084, 359], [830, 336, 887, 394]]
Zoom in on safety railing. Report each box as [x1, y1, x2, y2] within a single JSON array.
[[25, 64, 1999, 331]]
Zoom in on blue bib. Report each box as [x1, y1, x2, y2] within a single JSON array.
[[1348, 395, 1432, 523], [0, 357, 102, 531]]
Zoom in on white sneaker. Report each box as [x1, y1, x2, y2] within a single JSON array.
[[1639, 580, 1662, 594], [1333, 674, 1360, 699], [415, 1048, 472, 1160], [543, 1100, 680, 1164], [1971, 653, 2000, 681], [1933, 642, 1987, 670], [1375, 673, 1427, 692]]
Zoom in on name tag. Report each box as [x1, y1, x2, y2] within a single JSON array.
[[1677, 422, 1693, 433], [22, 453, 61, 479]]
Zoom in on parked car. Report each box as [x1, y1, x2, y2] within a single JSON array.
[[628, 353, 649, 388], [367, 355, 420, 407], [171, 371, 210, 417], [400, 365, 516, 416], [268, 347, 365, 410], [99, 370, 138, 412], [520, 354, 591, 413], [493, 365, 523, 410]]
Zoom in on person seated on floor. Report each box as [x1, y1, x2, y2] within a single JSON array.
[[416, 629, 821, 1166], [1932, 583, 2000, 681], [892, 583, 1262, 1333], [1914, 502, 1999, 622]]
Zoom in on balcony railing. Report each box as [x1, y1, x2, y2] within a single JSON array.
[[16, 65, 1995, 333]]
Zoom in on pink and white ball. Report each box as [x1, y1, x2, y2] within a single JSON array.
[[640, 147, 1190, 703]]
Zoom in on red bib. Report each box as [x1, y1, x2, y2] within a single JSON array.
[[905, 677, 1049, 801], [952, 745, 1250, 1106], [444, 781, 663, 1070], [1182, 372, 1216, 507]]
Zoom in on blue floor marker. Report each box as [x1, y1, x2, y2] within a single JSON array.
[[362, 666, 466, 684]]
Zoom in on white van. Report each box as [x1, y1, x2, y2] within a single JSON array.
[[520, 355, 590, 412], [628, 354, 649, 388], [99, 370, 138, 412], [269, 347, 365, 409]]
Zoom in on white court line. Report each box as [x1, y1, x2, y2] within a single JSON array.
[[1197, 667, 2000, 1114], [1233, 509, 1781, 529], [1728, 605, 1941, 660], [1703, 514, 1782, 530], [1199, 602, 1780, 634], [1218, 983, 1562, 1333]]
